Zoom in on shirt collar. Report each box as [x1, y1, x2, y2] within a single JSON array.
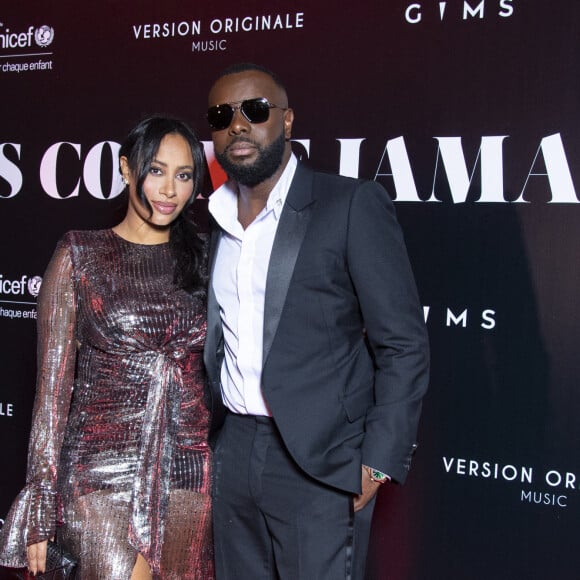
[[266, 153, 297, 220], [208, 154, 298, 234]]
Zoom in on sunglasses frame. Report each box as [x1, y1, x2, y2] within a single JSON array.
[[207, 97, 287, 131]]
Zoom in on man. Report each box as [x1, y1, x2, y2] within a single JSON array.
[[203, 63, 429, 579]]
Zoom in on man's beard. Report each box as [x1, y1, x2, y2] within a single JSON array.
[[216, 131, 286, 187]]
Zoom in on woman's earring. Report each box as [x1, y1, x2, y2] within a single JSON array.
[[122, 177, 129, 186]]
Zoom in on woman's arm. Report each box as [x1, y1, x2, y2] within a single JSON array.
[[0, 236, 78, 570]]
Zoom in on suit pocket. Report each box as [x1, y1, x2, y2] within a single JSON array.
[[341, 387, 373, 422]]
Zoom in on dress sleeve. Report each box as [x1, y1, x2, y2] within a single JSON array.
[[0, 237, 77, 566]]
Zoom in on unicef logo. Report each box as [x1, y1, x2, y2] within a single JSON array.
[[34, 25, 54, 48], [27, 276, 43, 297]]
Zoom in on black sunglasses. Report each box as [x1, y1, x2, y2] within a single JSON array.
[[207, 97, 288, 131]]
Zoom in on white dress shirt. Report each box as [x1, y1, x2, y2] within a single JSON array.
[[208, 155, 298, 416]]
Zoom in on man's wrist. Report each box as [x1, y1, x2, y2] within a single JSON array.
[[363, 465, 390, 484]]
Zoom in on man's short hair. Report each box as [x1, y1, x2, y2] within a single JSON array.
[[214, 62, 287, 94]]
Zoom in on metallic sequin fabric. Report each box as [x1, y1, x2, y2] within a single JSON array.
[[0, 229, 213, 579]]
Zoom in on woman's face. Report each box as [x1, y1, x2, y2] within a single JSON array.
[[121, 132, 195, 230]]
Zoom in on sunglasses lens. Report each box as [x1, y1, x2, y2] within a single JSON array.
[[207, 105, 233, 131], [207, 98, 274, 130], [241, 99, 271, 124]]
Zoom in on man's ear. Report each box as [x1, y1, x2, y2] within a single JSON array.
[[284, 108, 294, 140]]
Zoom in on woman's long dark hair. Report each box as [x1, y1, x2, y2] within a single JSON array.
[[119, 116, 207, 295]]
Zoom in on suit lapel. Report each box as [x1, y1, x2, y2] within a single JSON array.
[[263, 164, 315, 365]]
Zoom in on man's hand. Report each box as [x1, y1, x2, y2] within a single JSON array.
[[353, 466, 382, 512], [27, 540, 48, 575]]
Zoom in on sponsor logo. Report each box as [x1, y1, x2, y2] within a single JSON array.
[[130, 12, 305, 54], [424, 307, 496, 330], [0, 274, 41, 320], [404, 1, 515, 24], [0, 22, 54, 50], [28, 276, 42, 297], [0, 274, 42, 298], [0, 22, 54, 74], [443, 455, 579, 509], [0, 133, 578, 203], [294, 134, 579, 204], [34, 25, 54, 48], [0, 141, 124, 200]]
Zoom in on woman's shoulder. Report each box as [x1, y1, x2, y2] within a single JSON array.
[[58, 228, 113, 248], [54, 230, 116, 270]]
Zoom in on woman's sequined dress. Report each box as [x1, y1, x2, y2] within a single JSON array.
[[0, 229, 213, 579]]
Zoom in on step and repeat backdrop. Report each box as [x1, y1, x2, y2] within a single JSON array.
[[1, 1, 579, 578]]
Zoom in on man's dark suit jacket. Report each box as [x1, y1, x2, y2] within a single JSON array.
[[203, 163, 429, 494]]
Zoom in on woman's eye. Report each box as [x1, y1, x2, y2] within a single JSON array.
[[149, 166, 162, 175], [177, 172, 193, 181]]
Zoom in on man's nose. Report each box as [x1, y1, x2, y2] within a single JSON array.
[[228, 107, 250, 135]]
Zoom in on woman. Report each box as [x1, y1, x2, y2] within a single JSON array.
[[0, 117, 213, 579]]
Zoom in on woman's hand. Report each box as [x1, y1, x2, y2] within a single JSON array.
[[26, 540, 48, 575]]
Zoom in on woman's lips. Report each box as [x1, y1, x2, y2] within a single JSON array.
[[151, 201, 177, 215]]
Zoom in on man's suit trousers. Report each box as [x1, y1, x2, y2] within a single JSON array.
[[212, 412, 375, 579]]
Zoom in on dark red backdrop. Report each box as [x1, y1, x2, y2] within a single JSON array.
[[1, 1, 579, 578]]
